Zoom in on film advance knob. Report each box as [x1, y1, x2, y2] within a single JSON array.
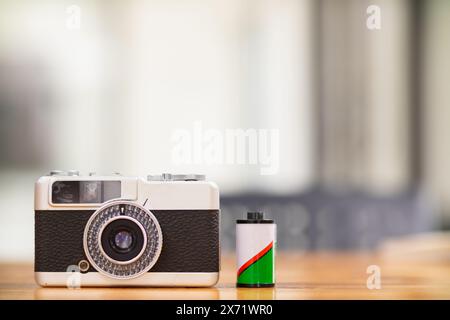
[[49, 170, 66, 176], [172, 174, 206, 181]]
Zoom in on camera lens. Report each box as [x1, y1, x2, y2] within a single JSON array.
[[114, 230, 133, 250], [83, 202, 163, 279], [100, 216, 146, 263]]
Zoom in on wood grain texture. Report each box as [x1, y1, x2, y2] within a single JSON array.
[[1, 250, 450, 299]]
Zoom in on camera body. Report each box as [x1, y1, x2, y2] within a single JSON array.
[[35, 171, 220, 287]]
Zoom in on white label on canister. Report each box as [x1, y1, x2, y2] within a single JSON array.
[[236, 223, 276, 270]]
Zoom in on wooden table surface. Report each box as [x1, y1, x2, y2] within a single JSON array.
[[2, 237, 450, 300]]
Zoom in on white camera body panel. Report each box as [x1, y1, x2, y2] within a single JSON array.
[[35, 175, 220, 211]]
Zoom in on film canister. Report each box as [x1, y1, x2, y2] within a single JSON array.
[[236, 211, 276, 287]]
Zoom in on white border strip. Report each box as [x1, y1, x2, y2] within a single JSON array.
[[35, 272, 219, 287]]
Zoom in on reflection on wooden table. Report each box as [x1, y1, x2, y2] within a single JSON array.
[[1, 236, 450, 299]]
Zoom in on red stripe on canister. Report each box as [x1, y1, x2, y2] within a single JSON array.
[[237, 241, 273, 276]]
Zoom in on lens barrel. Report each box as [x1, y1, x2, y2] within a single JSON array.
[[83, 201, 163, 279]]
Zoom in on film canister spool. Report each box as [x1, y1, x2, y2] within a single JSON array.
[[236, 211, 276, 288]]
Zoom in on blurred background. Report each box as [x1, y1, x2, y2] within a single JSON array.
[[0, 0, 450, 260]]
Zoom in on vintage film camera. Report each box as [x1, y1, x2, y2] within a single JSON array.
[[34, 171, 220, 287]]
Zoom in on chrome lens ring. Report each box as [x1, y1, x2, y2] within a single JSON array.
[[83, 200, 163, 279]]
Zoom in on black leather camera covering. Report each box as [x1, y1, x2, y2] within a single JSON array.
[[35, 210, 220, 273]]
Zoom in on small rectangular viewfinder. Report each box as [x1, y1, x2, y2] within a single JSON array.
[[52, 181, 121, 204]]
